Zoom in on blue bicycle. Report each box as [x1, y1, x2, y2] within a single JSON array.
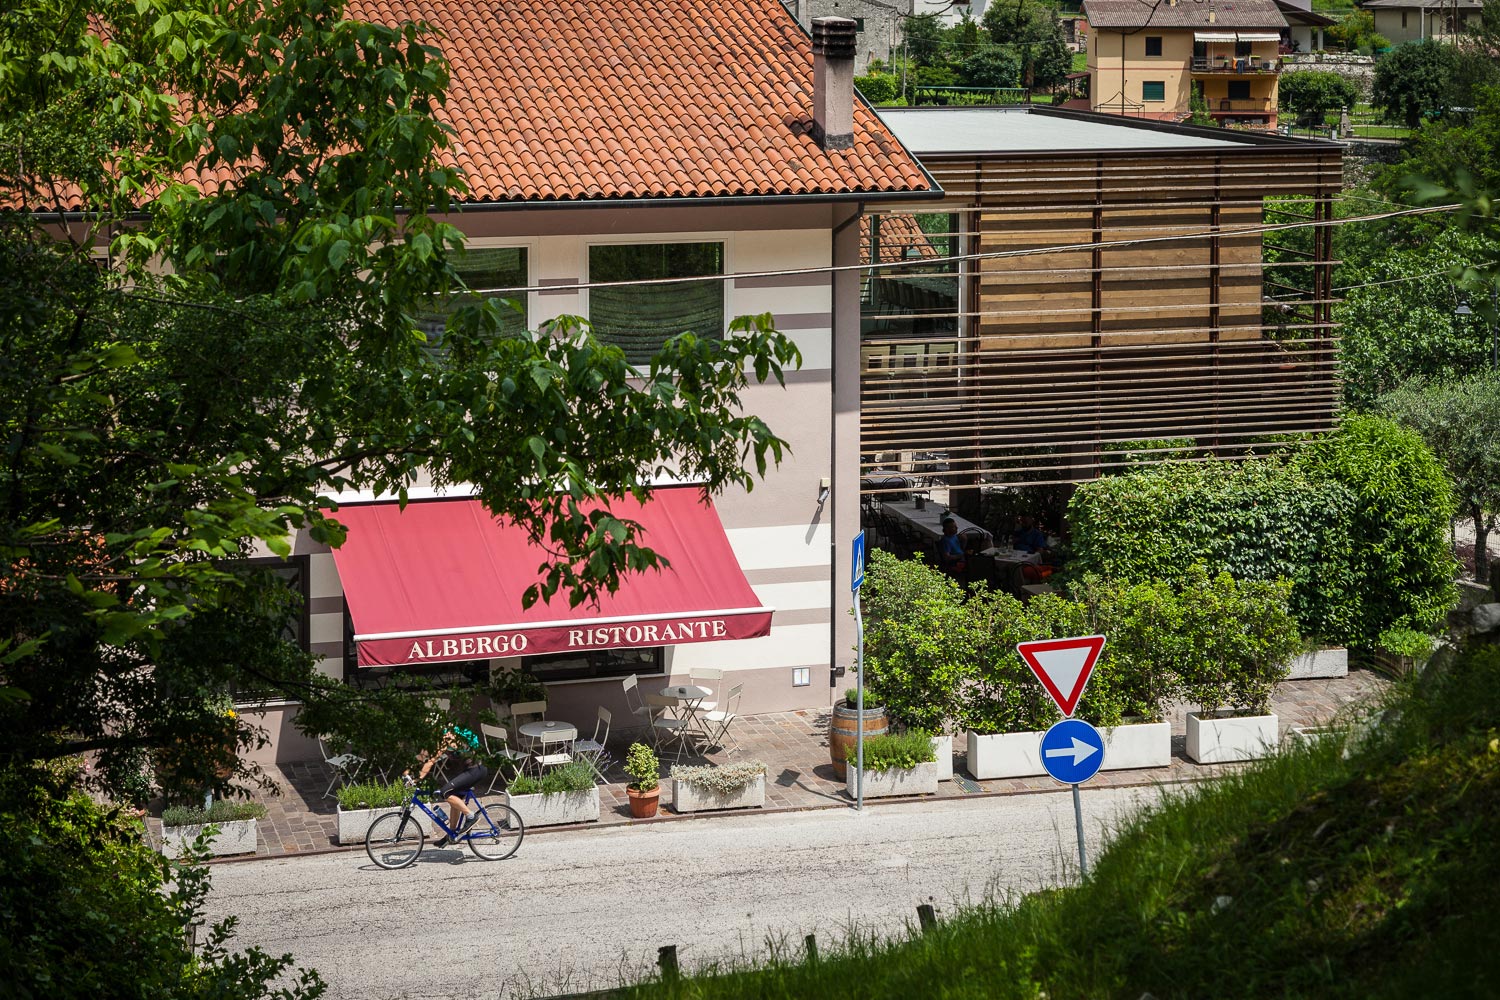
[[365, 779, 523, 868]]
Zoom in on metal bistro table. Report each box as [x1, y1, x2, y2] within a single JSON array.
[[517, 719, 577, 769], [659, 684, 714, 747], [881, 500, 992, 549]]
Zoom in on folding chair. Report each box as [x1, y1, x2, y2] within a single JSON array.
[[572, 707, 614, 783], [646, 693, 690, 761], [701, 684, 744, 756], [688, 666, 723, 713], [531, 729, 574, 777], [621, 674, 658, 736], [318, 738, 365, 799], [508, 699, 547, 752], [479, 723, 529, 793]]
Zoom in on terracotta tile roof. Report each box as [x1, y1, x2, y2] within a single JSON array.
[[348, 0, 933, 204], [1082, 0, 1287, 29]]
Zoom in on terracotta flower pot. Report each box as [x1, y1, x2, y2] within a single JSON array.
[[627, 785, 661, 818]]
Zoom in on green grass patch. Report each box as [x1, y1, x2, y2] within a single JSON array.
[[1071, 52, 1087, 74], [619, 643, 1500, 998]]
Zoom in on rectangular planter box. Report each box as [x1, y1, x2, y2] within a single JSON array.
[[1289, 646, 1348, 679], [336, 806, 437, 845], [967, 729, 1047, 779], [160, 818, 258, 858], [1285, 725, 1338, 747], [932, 734, 953, 781], [671, 773, 766, 813], [505, 786, 600, 827], [845, 761, 939, 799], [1186, 710, 1279, 764], [1099, 720, 1172, 770]]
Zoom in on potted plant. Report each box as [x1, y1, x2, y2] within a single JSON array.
[[859, 552, 966, 780], [844, 729, 939, 799], [159, 800, 266, 858], [504, 761, 600, 827], [336, 779, 434, 845], [623, 742, 661, 818], [1073, 575, 1178, 770], [830, 687, 888, 781], [1176, 569, 1301, 764], [670, 760, 769, 813]]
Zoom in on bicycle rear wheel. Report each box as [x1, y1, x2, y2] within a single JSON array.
[[366, 810, 425, 869], [467, 798, 524, 861]]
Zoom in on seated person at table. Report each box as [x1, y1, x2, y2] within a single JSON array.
[[1012, 516, 1048, 553], [938, 517, 967, 573]]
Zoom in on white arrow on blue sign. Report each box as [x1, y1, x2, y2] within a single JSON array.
[[851, 530, 866, 593], [1039, 718, 1105, 785]]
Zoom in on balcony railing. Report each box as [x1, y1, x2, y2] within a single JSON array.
[[1191, 57, 1280, 74], [1211, 98, 1274, 114]]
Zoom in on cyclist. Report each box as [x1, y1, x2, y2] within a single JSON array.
[[409, 723, 488, 847]]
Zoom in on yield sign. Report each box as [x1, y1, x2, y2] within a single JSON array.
[[1016, 634, 1106, 717]]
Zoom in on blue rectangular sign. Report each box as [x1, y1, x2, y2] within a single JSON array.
[[852, 531, 866, 592]]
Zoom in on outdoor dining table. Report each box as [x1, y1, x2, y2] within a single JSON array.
[[517, 718, 577, 746], [881, 500, 993, 548]]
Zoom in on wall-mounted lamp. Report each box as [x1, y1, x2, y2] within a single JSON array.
[[817, 476, 831, 506]]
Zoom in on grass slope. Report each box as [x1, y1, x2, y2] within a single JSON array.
[[624, 646, 1500, 999]]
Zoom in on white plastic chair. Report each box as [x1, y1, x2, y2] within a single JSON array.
[[701, 684, 744, 756], [479, 723, 529, 793], [318, 738, 365, 799], [572, 707, 614, 782]]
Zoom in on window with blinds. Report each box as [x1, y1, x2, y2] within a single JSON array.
[[588, 242, 725, 365], [416, 246, 529, 343]]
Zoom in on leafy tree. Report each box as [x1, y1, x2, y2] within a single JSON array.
[[855, 71, 899, 103], [0, 764, 322, 1000], [1378, 372, 1500, 584], [981, 0, 1073, 90], [1279, 70, 1362, 126], [1188, 91, 1219, 126], [1381, 84, 1500, 197], [960, 43, 1023, 88], [1373, 40, 1462, 126], [901, 13, 949, 69], [0, 0, 799, 809], [1327, 8, 1390, 53]]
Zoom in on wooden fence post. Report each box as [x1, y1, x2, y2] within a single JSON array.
[[917, 903, 937, 933], [805, 933, 819, 965], [658, 944, 680, 981]]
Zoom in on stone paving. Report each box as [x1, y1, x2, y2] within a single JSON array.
[[180, 669, 1389, 860]]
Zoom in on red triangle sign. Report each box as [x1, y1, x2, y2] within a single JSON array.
[[1016, 634, 1106, 717]]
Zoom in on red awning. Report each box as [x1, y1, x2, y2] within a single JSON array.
[[326, 488, 772, 668]]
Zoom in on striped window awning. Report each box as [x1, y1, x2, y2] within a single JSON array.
[[1194, 31, 1237, 41], [1236, 31, 1283, 40]]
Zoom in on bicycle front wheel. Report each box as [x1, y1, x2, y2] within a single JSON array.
[[366, 810, 425, 870], [468, 798, 524, 861]]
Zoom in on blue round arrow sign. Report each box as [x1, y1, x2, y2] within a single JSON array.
[[1039, 718, 1105, 785]]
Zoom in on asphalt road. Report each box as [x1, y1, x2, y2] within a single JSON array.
[[206, 785, 1161, 999]]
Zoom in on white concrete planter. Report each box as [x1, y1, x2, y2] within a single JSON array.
[[845, 761, 939, 799], [671, 773, 766, 813], [1285, 725, 1339, 747], [505, 786, 600, 827], [1099, 720, 1172, 770], [1289, 646, 1348, 679], [966, 729, 1047, 779], [1186, 710, 1279, 764], [931, 734, 954, 781], [336, 806, 437, 845], [160, 818, 258, 858]]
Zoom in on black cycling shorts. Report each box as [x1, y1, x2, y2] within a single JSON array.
[[438, 764, 489, 798]]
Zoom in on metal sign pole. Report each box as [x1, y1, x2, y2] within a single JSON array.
[[854, 589, 864, 812], [1071, 782, 1088, 878]]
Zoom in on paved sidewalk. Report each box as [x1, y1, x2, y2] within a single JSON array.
[[177, 669, 1388, 859]]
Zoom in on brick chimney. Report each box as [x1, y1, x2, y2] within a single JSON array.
[[811, 17, 857, 151]]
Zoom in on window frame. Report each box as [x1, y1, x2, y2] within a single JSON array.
[[521, 647, 667, 684], [418, 237, 537, 341], [1141, 80, 1166, 102], [1144, 35, 1163, 56]]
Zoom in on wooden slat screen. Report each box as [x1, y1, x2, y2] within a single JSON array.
[[860, 147, 1343, 491]]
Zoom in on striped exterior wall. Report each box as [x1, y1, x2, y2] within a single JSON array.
[[245, 208, 852, 760]]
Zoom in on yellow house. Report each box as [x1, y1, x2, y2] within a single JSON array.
[[1082, 0, 1288, 129]]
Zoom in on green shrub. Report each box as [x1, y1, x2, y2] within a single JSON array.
[[1170, 567, 1302, 715], [861, 551, 965, 732], [335, 780, 409, 811], [960, 589, 1088, 735], [854, 71, 898, 103], [508, 761, 594, 795], [160, 800, 266, 827], [1072, 575, 1183, 725], [1066, 417, 1456, 649], [623, 742, 659, 793], [507, 773, 541, 795], [847, 729, 937, 771]]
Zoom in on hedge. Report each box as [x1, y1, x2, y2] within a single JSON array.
[[1066, 416, 1456, 648]]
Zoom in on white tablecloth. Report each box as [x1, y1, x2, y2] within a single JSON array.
[[881, 501, 992, 547]]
